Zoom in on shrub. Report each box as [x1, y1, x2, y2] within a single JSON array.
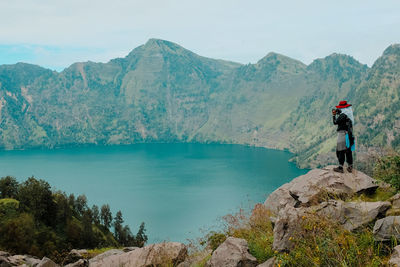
[[374, 154, 400, 190], [275, 214, 387, 267]]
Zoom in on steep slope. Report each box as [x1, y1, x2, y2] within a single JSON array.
[[0, 40, 398, 169], [352, 44, 400, 150], [283, 54, 369, 167], [194, 52, 309, 148]]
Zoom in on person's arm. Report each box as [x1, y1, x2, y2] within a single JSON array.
[[333, 113, 346, 125]]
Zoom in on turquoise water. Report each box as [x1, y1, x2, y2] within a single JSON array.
[[0, 143, 307, 243]]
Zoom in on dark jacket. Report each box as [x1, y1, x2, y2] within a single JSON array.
[[333, 112, 354, 146], [333, 113, 351, 131]]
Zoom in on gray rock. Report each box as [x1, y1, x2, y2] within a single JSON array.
[[272, 206, 306, 252], [314, 200, 390, 231], [390, 194, 400, 209], [389, 245, 400, 266], [374, 216, 400, 241], [257, 257, 275, 267], [0, 256, 11, 267], [273, 200, 390, 251], [7, 255, 26, 266], [88, 249, 124, 265], [25, 256, 41, 267], [122, 247, 137, 252], [64, 259, 88, 267], [177, 249, 212, 267], [0, 252, 10, 258], [36, 257, 59, 267], [63, 249, 87, 265], [206, 237, 258, 267], [264, 166, 378, 215], [89, 242, 187, 267]]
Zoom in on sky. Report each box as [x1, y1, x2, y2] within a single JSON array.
[[0, 0, 399, 71]]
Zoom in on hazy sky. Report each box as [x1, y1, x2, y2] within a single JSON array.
[[0, 0, 399, 71]]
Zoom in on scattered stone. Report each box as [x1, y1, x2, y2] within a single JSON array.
[[390, 194, 400, 209], [373, 216, 400, 241], [7, 255, 26, 266], [257, 257, 275, 267], [0, 256, 11, 267], [122, 247, 137, 252], [206, 237, 258, 267], [0, 252, 10, 258], [64, 259, 88, 267], [315, 200, 390, 231], [25, 256, 41, 267], [264, 166, 378, 215], [89, 242, 187, 267], [389, 245, 400, 266], [63, 249, 87, 265], [88, 249, 124, 265], [36, 257, 59, 267], [177, 248, 212, 267]]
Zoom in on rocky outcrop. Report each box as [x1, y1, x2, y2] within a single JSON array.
[[205, 237, 258, 267], [389, 245, 400, 266], [373, 216, 400, 241], [264, 166, 378, 215], [266, 167, 392, 251], [89, 242, 187, 267]]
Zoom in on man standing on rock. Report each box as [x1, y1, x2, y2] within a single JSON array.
[[332, 100, 355, 173]]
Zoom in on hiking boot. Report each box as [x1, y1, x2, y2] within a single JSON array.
[[333, 166, 344, 173], [347, 166, 353, 173]]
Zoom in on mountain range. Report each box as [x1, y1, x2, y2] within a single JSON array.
[[0, 39, 399, 168]]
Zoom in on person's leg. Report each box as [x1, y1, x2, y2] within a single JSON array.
[[335, 150, 345, 172], [346, 149, 353, 172]]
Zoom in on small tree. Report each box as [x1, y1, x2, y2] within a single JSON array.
[[0, 176, 19, 198], [100, 204, 112, 230], [114, 210, 124, 242], [135, 222, 148, 247], [92, 205, 100, 225], [75, 195, 88, 215]]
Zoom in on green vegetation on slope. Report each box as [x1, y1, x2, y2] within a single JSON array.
[[0, 39, 398, 169], [0, 176, 148, 262]]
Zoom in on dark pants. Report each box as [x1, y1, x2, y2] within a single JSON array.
[[336, 149, 353, 166]]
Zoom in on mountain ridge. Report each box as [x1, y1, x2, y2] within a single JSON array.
[[0, 39, 399, 168]]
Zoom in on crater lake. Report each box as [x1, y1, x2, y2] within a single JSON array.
[[0, 143, 307, 243]]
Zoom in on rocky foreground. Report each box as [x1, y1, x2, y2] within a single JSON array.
[[3, 166, 400, 266]]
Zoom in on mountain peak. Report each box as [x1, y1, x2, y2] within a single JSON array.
[[383, 44, 400, 56]]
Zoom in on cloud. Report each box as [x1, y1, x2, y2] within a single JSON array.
[[0, 0, 399, 69]]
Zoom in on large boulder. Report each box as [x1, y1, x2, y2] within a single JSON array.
[[315, 200, 390, 231], [264, 166, 378, 215], [373, 216, 400, 241], [389, 245, 400, 266], [205, 237, 258, 267], [89, 242, 187, 267]]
